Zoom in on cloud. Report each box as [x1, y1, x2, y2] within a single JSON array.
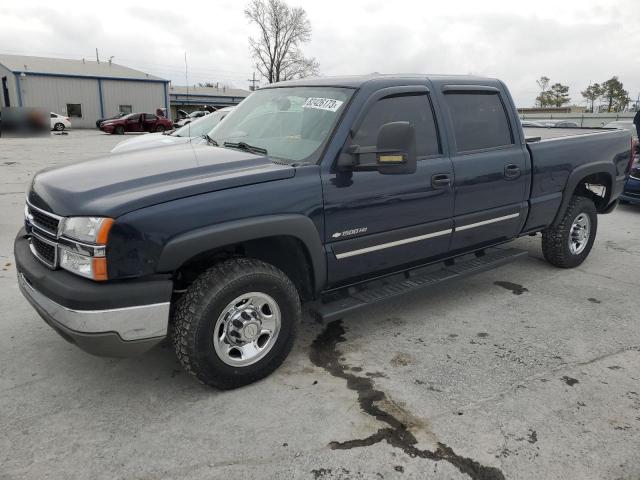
[[0, 0, 638, 105]]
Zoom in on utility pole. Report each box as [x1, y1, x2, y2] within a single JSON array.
[[248, 72, 259, 91], [96, 48, 99, 64]]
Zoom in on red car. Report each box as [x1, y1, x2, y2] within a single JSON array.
[[99, 113, 173, 135]]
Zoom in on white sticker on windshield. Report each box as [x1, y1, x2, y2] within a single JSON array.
[[303, 97, 344, 112]]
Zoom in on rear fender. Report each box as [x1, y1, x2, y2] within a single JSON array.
[[553, 162, 616, 225]]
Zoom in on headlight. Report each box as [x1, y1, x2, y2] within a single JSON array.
[[59, 217, 112, 281], [59, 248, 108, 281], [61, 217, 113, 244]]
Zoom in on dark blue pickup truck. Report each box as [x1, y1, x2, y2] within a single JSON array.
[[15, 75, 634, 389]]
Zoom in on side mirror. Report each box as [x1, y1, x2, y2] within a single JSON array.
[[375, 121, 417, 174], [337, 121, 417, 175]]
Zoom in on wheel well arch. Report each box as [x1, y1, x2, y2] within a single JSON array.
[[157, 215, 327, 300], [553, 164, 615, 225], [174, 235, 317, 301], [572, 171, 612, 211]]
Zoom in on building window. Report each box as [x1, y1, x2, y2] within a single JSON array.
[[119, 105, 133, 114], [66, 104, 82, 118]]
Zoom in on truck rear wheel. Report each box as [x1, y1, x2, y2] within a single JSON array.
[[542, 195, 597, 268], [172, 258, 301, 389]]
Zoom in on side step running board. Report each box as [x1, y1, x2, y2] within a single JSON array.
[[311, 247, 527, 322]]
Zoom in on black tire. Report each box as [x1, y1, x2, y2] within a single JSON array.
[[114, 125, 125, 135], [172, 258, 301, 389], [542, 195, 598, 268], [155, 125, 165, 133], [53, 122, 65, 131]]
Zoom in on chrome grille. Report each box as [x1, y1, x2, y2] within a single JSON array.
[[29, 233, 57, 268], [26, 203, 61, 237], [25, 202, 61, 268]]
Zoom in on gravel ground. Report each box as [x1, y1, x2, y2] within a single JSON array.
[[0, 130, 639, 480]]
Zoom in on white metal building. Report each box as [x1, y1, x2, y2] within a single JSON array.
[[168, 85, 249, 119], [0, 54, 169, 128]]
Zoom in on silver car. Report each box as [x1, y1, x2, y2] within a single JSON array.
[[110, 107, 233, 154]]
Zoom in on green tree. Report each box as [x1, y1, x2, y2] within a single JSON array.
[[536, 76, 550, 107], [547, 83, 571, 107], [581, 83, 602, 112], [600, 76, 630, 112]]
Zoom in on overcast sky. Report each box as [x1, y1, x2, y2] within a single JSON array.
[[0, 0, 638, 107]]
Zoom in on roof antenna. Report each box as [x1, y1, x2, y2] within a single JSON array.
[[96, 48, 99, 64]]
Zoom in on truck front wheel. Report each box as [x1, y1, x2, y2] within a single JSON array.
[[171, 258, 301, 389], [542, 195, 598, 268]]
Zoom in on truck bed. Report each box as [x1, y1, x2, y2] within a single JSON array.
[[523, 127, 617, 142], [521, 126, 631, 232]]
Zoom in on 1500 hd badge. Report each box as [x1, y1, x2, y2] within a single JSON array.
[[332, 227, 368, 238]]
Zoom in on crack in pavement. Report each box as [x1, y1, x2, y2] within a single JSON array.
[[310, 320, 505, 480]]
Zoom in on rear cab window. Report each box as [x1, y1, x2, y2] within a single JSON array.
[[442, 91, 513, 152]]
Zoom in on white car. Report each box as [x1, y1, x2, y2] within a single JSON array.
[[50, 112, 71, 131], [174, 110, 209, 128], [111, 107, 233, 154]]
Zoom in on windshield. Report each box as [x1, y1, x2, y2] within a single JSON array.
[[208, 86, 353, 163], [172, 110, 229, 137], [188, 111, 204, 118]]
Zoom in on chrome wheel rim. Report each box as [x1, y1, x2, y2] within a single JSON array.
[[568, 213, 591, 255], [213, 292, 281, 367]]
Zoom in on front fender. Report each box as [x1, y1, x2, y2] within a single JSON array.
[[156, 214, 327, 293]]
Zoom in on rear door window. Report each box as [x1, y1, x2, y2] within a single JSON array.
[[443, 92, 513, 152]]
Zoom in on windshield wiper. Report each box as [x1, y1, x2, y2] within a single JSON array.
[[204, 134, 218, 146], [223, 141, 267, 156]]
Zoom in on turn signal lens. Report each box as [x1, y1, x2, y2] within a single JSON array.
[[96, 218, 114, 245], [92, 257, 108, 281]]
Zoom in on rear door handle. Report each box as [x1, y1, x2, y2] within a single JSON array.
[[432, 173, 452, 189], [504, 164, 521, 179]]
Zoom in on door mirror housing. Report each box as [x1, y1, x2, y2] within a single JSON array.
[[375, 121, 417, 174], [337, 121, 417, 175]]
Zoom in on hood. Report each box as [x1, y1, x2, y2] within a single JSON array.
[[110, 132, 193, 154], [28, 144, 295, 217]]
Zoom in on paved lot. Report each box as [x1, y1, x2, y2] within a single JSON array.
[[1, 130, 639, 480]]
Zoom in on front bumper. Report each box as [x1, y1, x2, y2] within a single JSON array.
[[15, 230, 173, 357]]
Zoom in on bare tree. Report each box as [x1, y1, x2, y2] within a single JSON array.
[[197, 81, 235, 90], [245, 0, 319, 83]]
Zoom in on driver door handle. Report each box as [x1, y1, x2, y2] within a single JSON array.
[[432, 173, 452, 189], [504, 164, 521, 179]]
